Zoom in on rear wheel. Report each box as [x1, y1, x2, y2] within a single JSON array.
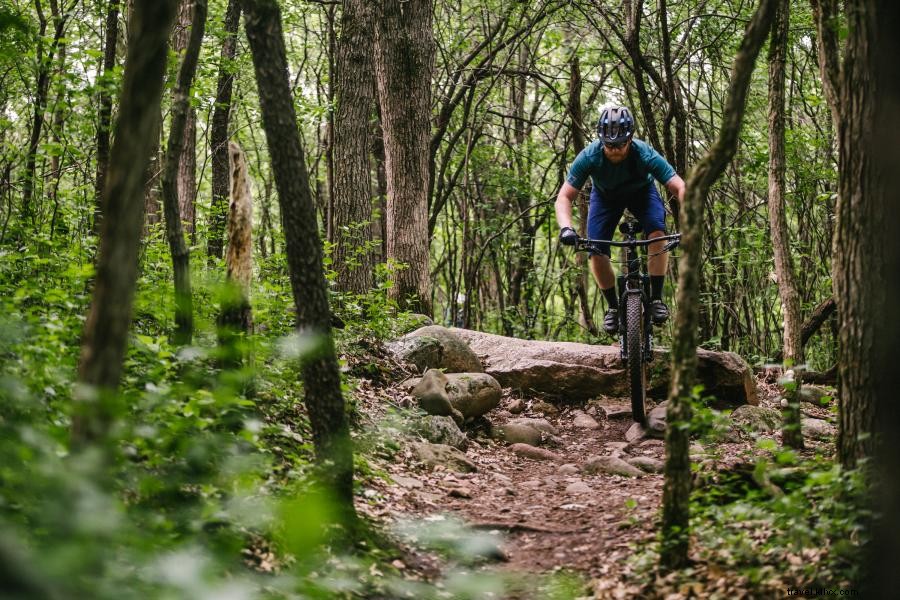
[[625, 292, 648, 424]]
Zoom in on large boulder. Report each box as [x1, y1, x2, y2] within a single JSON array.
[[388, 325, 483, 374], [451, 328, 757, 406], [731, 404, 781, 433], [408, 371, 501, 421]]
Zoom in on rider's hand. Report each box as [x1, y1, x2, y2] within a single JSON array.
[[559, 226, 578, 246]]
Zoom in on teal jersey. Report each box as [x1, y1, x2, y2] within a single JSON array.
[[565, 139, 676, 197]]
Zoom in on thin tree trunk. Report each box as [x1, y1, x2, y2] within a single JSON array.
[[173, 0, 198, 239], [332, 0, 375, 294], [374, 0, 435, 316], [73, 0, 177, 446], [242, 0, 356, 523], [768, 0, 803, 449], [160, 0, 206, 345], [94, 0, 120, 235], [207, 0, 241, 261], [661, 0, 778, 570]]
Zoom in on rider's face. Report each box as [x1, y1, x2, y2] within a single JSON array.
[[603, 139, 631, 164]]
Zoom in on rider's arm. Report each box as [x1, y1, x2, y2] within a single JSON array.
[[555, 181, 581, 230], [664, 174, 686, 204]]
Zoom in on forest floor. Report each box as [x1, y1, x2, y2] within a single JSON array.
[[348, 368, 839, 599]]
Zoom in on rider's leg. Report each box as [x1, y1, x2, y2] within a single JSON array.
[[630, 185, 670, 322], [587, 187, 624, 333]]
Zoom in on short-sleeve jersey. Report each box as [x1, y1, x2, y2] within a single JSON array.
[[565, 139, 676, 197]]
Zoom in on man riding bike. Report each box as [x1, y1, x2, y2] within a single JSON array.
[[555, 106, 686, 334]]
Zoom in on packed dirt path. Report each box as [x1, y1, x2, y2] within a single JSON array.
[[356, 386, 675, 591]]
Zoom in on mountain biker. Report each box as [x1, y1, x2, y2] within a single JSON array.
[[555, 106, 686, 334]]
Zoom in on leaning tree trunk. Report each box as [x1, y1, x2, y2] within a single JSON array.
[[661, 0, 779, 570], [160, 0, 206, 345], [93, 0, 120, 235], [373, 0, 435, 316], [242, 0, 356, 523], [73, 0, 177, 446], [207, 0, 241, 261], [331, 0, 376, 295], [767, 0, 804, 449]]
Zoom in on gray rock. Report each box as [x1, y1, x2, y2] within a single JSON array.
[[393, 475, 423, 489], [507, 417, 558, 436], [802, 417, 834, 440], [627, 456, 664, 473], [625, 421, 648, 443], [565, 481, 593, 495], [531, 400, 559, 415], [572, 410, 600, 430], [390, 325, 483, 373], [800, 385, 834, 406], [495, 422, 543, 446], [508, 399, 526, 414], [451, 328, 758, 405], [558, 463, 580, 476], [411, 369, 464, 424], [411, 442, 477, 473], [445, 372, 502, 419], [647, 402, 668, 433], [509, 443, 561, 462], [582, 455, 645, 477], [416, 415, 468, 450], [731, 405, 782, 433]]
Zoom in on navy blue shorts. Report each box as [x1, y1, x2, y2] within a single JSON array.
[[587, 184, 667, 257]]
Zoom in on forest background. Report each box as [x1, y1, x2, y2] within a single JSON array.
[[0, 0, 898, 597]]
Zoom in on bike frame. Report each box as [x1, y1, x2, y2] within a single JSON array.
[[573, 222, 681, 361]]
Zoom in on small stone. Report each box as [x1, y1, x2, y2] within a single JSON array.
[[625, 422, 648, 442], [393, 475, 423, 489], [647, 402, 668, 433], [509, 443, 561, 462], [448, 486, 472, 499], [495, 422, 543, 446], [731, 404, 782, 433], [558, 463, 580, 476], [802, 417, 833, 440], [532, 400, 559, 416], [507, 417, 558, 435], [508, 399, 526, 414], [582, 455, 645, 477], [572, 410, 600, 430], [626, 456, 664, 473], [565, 481, 593, 495]]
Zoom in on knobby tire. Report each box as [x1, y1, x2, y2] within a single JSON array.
[[626, 293, 647, 424]]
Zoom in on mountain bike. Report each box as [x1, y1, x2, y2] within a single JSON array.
[[574, 221, 681, 424]]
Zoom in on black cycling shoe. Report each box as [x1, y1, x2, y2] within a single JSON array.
[[650, 299, 669, 324], [603, 308, 619, 334]]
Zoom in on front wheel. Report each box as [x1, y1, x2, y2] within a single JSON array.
[[625, 292, 648, 424]]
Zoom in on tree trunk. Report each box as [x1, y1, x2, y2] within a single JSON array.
[[207, 0, 241, 261], [832, 0, 881, 469], [172, 0, 198, 239], [93, 0, 120, 235], [218, 141, 253, 354], [373, 0, 435, 316], [332, 0, 376, 294], [661, 0, 778, 570], [160, 0, 206, 345], [73, 0, 177, 446], [767, 0, 803, 449], [242, 0, 356, 523], [21, 0, 67, 226]]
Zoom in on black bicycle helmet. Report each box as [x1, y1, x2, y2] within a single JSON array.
[[597, 106, 635, 144]]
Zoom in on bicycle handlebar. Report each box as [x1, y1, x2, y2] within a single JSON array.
[[574, 233, 682, 253]]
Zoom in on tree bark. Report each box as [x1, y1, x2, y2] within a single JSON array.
[[93, 0, 120, 235], [832, 0, 883, 469], [218, 141, 253, 347], [172, 0, 198, 238], [207, 0, 242, 261], [373, 0, 435, 316], [332, 0, 376, 294], [767, 0, 803, 449], [73, 0, 177, 445], [161, 0, 206, 345], [242, 0, 356, 522], [661, 0, 778, 570]]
